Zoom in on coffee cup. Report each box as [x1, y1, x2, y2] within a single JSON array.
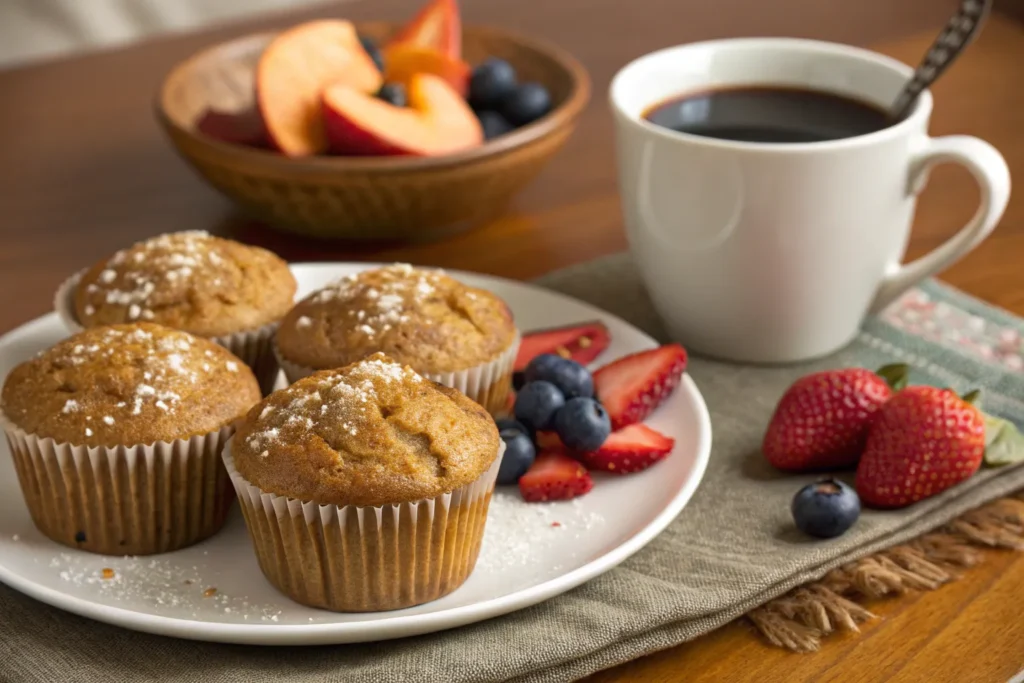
[[610, 38, 1010, 363]]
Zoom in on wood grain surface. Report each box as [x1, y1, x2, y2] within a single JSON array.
[[0, 0, 1022, 681]]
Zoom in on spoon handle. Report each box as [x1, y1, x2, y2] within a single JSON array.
[[889, 0, 992, 121]]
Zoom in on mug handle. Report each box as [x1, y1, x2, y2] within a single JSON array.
[[869, 135, 1011, 314]]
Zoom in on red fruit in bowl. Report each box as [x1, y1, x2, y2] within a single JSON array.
[[592, 344, 688, 430], [386, 0, 462, 59], [855, 386, 985, 508], [384, 45, 471, 97], [762, 365, 904, 472], [322, 73, 482, 157], [256, 20, 382, 157], [195, 107, 268, 148]]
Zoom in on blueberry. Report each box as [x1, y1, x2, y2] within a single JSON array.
[[477, 110, 514, 141], [791, 479, 861, 539], [74, 530, 87, 543], [555, 397, 611, 452], [359, 36, 385, 72], [500, 82, 552, 126], [377, 83, 407, 107], [469, 58, 518, 111], [525, 355, 593, 399], [512, 371, 527, 391], [514, 380, 565, 431], [524, 354, 564, 383], [495, 416, 533, 439], [496, 428, 536, 485]]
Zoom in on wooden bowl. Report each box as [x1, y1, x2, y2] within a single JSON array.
[[156, 22, 590, 241]]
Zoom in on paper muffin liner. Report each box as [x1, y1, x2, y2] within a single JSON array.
[[223, 440, 504, 612], [55, 268, 281, 395], [274, 332, 520, 416], [1, 410, 236, 556]]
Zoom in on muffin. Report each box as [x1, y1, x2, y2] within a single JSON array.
[[224, 353, 503, 612], [275, 264, 519, 415], [0, 323, 261, 555], [55, 230, 296, 394]]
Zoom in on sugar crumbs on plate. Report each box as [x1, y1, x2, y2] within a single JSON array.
[[475, 491, 605, 574]]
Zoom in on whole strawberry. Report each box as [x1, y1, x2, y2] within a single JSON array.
[[763, 366, 903, 471], [856, 386, 985, 508]]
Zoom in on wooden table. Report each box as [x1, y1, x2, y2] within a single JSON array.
[[1, 0, 1022, 680]]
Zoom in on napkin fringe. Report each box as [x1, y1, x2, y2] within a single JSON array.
[[747, 493, 1024, 653]]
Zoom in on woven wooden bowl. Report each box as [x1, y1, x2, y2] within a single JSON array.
[[156, 22, 590, 241]]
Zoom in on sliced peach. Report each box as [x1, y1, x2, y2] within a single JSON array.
[[384, 44, 470, 97], [257, 20, 383, 157], [322, 73, 482, 157], [386, 0, 462, 60], [195, 107, 269, 148]]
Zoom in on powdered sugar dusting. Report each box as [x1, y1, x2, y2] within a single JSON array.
[[302, 264, 442, 338], [243, 355, 421, 458], [78, 231, 228, 322]]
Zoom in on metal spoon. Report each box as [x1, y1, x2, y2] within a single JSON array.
[[889, 0, 993, 121]]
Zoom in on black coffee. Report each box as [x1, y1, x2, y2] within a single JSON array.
[[643, 86, 890, 143]]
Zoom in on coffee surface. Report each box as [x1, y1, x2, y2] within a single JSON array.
[[643, 86, 890, 143]]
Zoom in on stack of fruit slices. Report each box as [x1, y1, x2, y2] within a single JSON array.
[[195, 0, 553, 157], [497, 321, 688, 503]]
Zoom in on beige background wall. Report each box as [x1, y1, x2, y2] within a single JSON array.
[[0, 0, 333, 67]]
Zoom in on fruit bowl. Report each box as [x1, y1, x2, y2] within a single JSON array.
[[156, 22, 590, 241]]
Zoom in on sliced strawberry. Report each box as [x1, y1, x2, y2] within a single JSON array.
[[514, 321, 611, 371], [519, 449, 593, 502], [195, 107, 269, 148], [535, 431, 563, 450], [592, 344, 687, 429], [575, 424, 674, 474]]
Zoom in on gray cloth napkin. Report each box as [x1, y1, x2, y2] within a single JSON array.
[[2, 253, 1023, 683]]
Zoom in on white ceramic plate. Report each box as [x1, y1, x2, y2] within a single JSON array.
[[0, 263, 711, 645]]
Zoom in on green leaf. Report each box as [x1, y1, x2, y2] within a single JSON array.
[[961, 389, 981, 405], [875, 363, 909, 391], [983, 413, 1024, 467]]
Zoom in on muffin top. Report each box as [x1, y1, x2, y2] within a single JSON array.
[[74, 231, 297, 338], [232, 353, 500, 507], [1, 323, 261, 447], [276, 264, 516, 373]]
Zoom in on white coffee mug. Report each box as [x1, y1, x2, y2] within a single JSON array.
[[610, 38, 1010, 363]]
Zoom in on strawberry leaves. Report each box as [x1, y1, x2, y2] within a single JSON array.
[[983, 413, 1024, 467]]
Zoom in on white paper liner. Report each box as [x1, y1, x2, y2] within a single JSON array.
[[223, 440, 504, 612], [0, 410, 236, 556], [274, 332, 520, 415], [55, 268, 282, 395]]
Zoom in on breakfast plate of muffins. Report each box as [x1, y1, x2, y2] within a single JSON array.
[[0, 232, 711, 644]]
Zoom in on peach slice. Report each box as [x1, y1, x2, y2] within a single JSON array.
[[195, 107, 269, 148], [257, 20, 383, 157], [383, 44, 470, 97], [385, 0, 462, 60], [322, 73, 482, 157]]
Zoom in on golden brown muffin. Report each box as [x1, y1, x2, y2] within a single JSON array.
[[232, 353, 500, 507], [1, 323, 261, 447], [275, 264, 516, 373], [73, 231, 296, 338]]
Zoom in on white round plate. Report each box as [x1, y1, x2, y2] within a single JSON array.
[[0, 263, 711, 645]]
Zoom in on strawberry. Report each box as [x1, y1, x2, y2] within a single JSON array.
[[514, 321, 611, 371], [576, 423, 675, 474], [592, 344, 687, 429], [518, 449, 593, 502], [855, 385, 985, 508], [762, 366, 903, 472]]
